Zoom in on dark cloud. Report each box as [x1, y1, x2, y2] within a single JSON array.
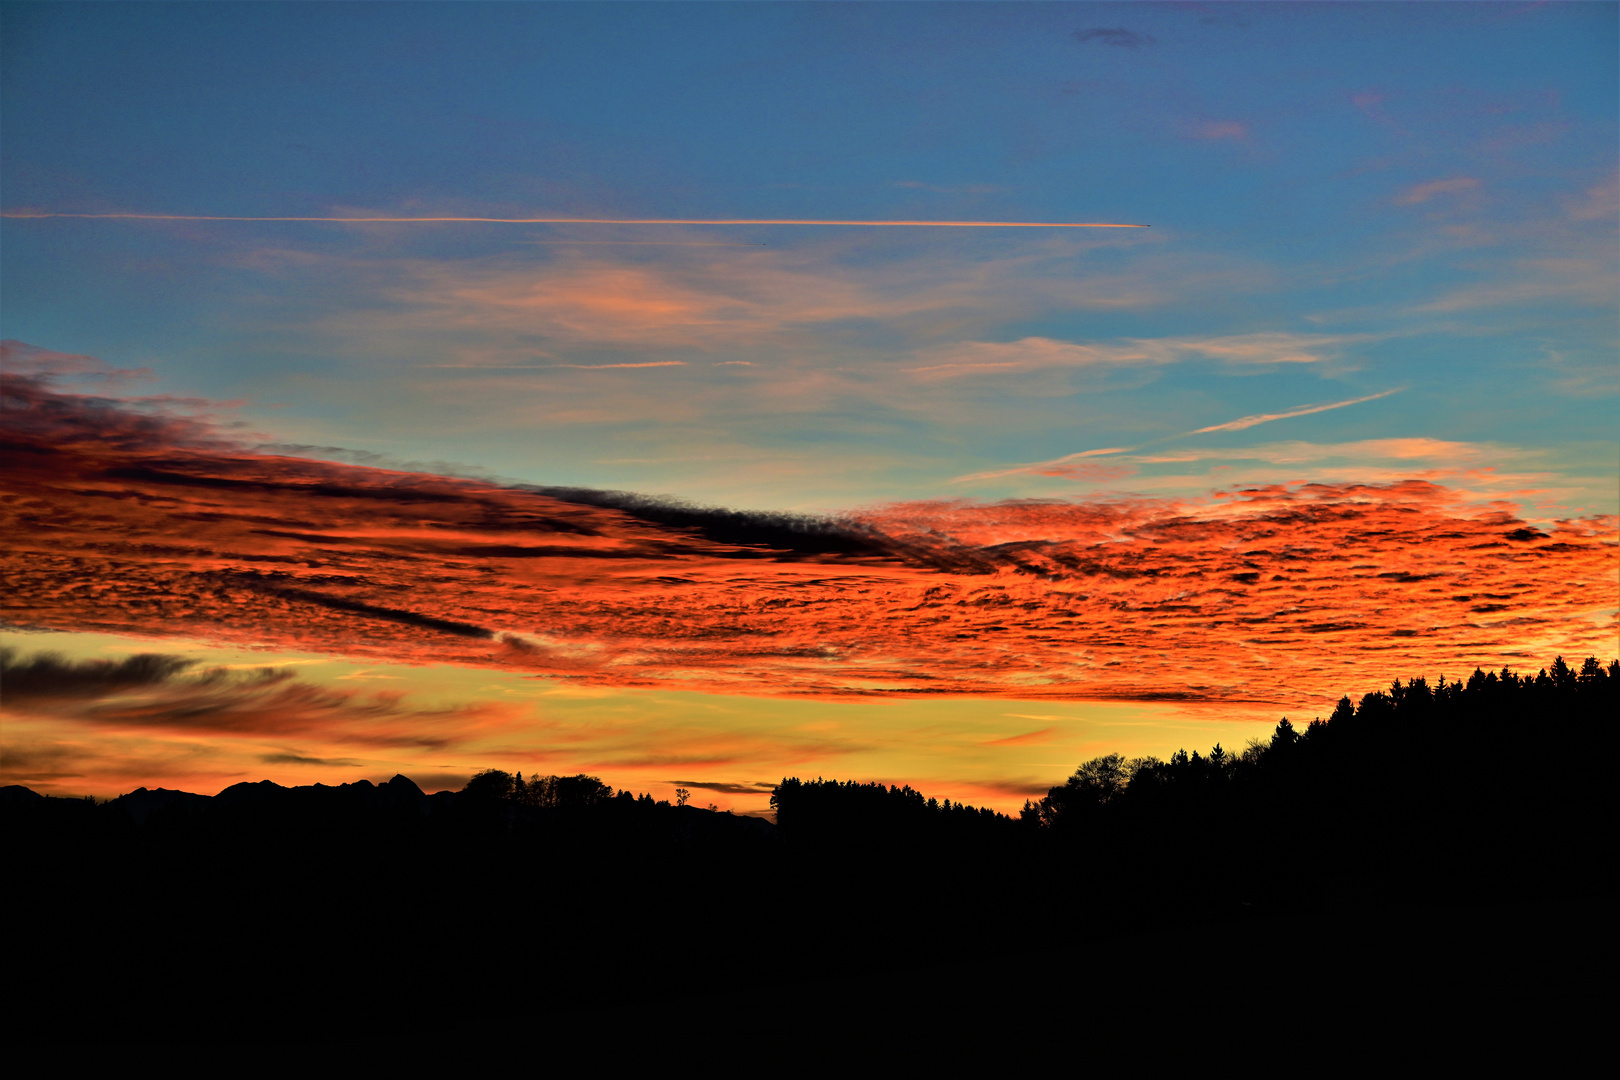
[[972, 778, 1061, 798], [0, 648, 197, 700], [260, 753, 364, 767], [0, 647, 505, 749], [524, 486, 913, 563], [0, 743, 87, 782], [666, 779, 779, 795], [0, 370, 234, 454], [226, 575, 495, 640], [1073, 27, 1156, 48]]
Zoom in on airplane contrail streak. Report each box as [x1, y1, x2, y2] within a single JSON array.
[[2, 212, 1149, 228], [1187, 388, 1403, 434], [951, 390, 1404, 483], [952, 447, 1134, 483]]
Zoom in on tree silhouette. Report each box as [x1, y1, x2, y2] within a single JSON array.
[[464, 768, 514, 801]]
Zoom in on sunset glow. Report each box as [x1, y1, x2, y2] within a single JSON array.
[[3, 3, 1615, 811]]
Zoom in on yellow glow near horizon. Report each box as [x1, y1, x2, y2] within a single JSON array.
[[1, 629, 1290, 812]]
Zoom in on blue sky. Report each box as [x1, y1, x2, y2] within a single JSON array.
[[5, 3, 1615, 515]]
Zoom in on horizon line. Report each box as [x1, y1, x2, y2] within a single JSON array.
[[2, 211, 1150, 228]]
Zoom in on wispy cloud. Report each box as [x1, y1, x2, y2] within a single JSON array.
[[1135, 437, 1492, 466], [1563, 176, 1619, 223], [554, 361, 687, 370], [1395, 177, 1482, 205], [1413, 260, 1616, 313], [909, 332, 1370, 380], [1, 339, 156, 391], [1119, 436, 1617, 517], [982, 727, 1058, 747], [958, 436, 1602, 512], [249, 229, 1205, 379], [951, 389, 1405, 483], [1192, 120, 1249, 141], [1072, 27, 1156, 48], [952, 448, 1135, 484], [665, 779, 778, 795], [519, 240, 768, 247], [1188, 388, 1403, 433]]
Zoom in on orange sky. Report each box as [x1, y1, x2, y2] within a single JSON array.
[[3, 376, 1614, 809]]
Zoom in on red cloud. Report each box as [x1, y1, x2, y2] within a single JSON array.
[[5, 376, 1614, 707]]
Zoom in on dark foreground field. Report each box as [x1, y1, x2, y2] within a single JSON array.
[[4, 658, 1614, 1050]]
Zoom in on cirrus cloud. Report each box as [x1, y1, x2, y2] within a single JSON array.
[[907, 331, 1374, 380], [1396, 177, 1482, 206], [1073, 27, 1156, 49]]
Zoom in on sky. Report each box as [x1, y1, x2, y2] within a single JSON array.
[[2, 2, 1616, 812]]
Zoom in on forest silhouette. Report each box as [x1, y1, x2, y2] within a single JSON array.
[[4, 655, 1613, 1042]]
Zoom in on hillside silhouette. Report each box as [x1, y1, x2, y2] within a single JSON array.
[[3, 655, 1613, 1043]]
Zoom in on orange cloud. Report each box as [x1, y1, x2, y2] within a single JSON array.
[[1029, 462, 1138, 482], [390, 252, 1004, 352], [240, 226, 1185, 376], [554, 361, 688, 369], [4, 377, 1614, 710], [982, 727, 1058, 747], [910, 332, 1368, 382]]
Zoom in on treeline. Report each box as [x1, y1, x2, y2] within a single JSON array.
[[1033, 655, 1617, 833], [1032, 655, 1617, 828], [996, 656, 1617, 919], [463, 768, 621, 808], [1031, 657, 1614, 823], [747, 655, 1616, 929], [458, 769, 1021, 835], [769, 777, 1018, 851]]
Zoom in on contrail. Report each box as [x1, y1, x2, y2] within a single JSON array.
[[1188, 388, 1403, 434], [952, 447, 1133, 483], [951, 389, 1403, 483], [3, 211, 1149, 228]]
